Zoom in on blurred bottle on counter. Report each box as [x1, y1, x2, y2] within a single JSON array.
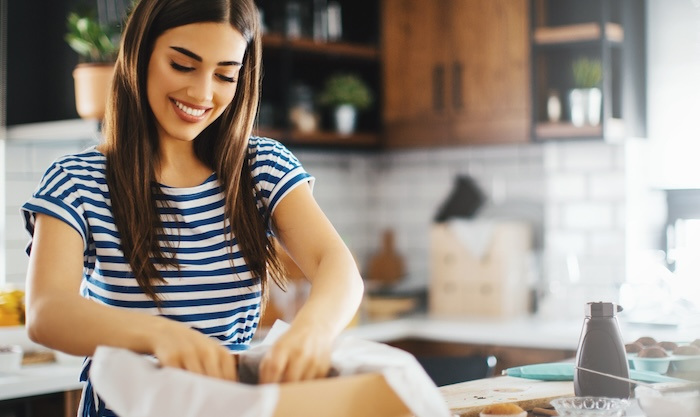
[[574, 302, 630, 398]]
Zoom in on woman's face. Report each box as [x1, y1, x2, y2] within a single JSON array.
[[147, 22, 247, 144]]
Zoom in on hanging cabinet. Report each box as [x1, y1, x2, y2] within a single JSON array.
[[381, 0, 531, 148]]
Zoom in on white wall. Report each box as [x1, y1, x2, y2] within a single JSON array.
[[647, 0, 700, 189]]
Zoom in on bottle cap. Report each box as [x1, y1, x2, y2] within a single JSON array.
[[585, 301, 623, 317]]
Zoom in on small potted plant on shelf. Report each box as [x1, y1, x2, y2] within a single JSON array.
[[317, 73, 373, 135], [65, 8, 120, 120], [569, 57, 602, 127]]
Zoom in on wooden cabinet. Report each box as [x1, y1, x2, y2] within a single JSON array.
[[0, 390, 80, 417], [530, 0, 646, 141], [381, 0, 531, 148], [387, 338, 576, 376]]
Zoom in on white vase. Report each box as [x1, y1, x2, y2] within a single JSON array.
[[568, 88, 602, 127], [334, 104, 357, 135], [547, 90, 562, 123]]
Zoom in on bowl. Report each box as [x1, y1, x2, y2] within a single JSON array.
[[630, 357, 671, 374], [635, 384, 700, 417], [550, 396, 629, 417], [0, 345, 23, 372]]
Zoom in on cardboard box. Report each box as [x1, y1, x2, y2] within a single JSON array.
[[90, 323, 451, 417], [429, 221, 532, 318], [272, 372, 412, 417]]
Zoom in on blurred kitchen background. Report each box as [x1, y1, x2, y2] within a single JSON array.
[[1, 0, 699, 325]]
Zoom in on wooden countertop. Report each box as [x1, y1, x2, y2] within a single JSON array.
[[440, 376, 573, 417]]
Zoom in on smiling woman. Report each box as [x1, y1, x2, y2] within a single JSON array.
[[19, 1, 364, 416]]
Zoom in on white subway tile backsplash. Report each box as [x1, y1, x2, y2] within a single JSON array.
[[5, 179, 38, 207], [6, 244, 29, 276], [589, 172, 626, 200], [589, 231, 626, 259], [562, 202, 615, 230], [4, 131, 657, 310], [547, 175, 587, 201], [546, 230, 588, 255], [5, 212, 27, 241], [4, 144, 31, 174], [558, 141, 617, 172]]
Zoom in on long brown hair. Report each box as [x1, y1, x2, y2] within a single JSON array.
[[102, 0, 284, 304]]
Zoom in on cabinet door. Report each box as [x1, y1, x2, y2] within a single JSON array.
[[382, 0, 451, 147], [448, 0, 531, 144]]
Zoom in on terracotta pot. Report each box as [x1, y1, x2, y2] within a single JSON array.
[[72, 62, 115, 120]]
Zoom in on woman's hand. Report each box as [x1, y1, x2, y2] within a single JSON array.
[[258, 321, 334, 383], [149, 317, 238, 381]]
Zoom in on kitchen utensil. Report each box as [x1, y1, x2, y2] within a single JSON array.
[[574, 302, 630, 398], [366, 229, 405, 285]]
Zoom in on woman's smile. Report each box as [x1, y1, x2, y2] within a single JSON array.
[[170, 98, 211, 122]]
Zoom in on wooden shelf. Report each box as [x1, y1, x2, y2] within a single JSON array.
[[535, 119, 625, 139], [254, 127, 381, 148], [534, 22, 624, 45], [262, 33, 379, 60]]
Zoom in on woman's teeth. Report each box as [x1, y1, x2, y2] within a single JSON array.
[[174, 100, 206, 117]]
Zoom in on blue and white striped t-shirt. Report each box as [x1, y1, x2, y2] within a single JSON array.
[[22, 136, 312, 350]]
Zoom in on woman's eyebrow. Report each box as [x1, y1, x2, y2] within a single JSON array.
[[170, 46, 242, 66]]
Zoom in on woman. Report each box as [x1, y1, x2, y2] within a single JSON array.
[[21, 0, 364, 415]]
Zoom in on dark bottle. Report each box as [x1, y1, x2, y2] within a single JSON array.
[[574, 302, 630, 398]]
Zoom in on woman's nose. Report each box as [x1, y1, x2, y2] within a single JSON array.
[[187, 74, 214, 102]]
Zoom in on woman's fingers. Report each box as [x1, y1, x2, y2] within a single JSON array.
[[259, 349, 288, 383]]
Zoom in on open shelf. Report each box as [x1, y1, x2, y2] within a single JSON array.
[[262, 33, 379, 60], [535, 119, 625, 140], [534, 22, 624, 45], [254, 127, 380, 148]]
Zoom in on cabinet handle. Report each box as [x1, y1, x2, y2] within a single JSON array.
[[433, 64, 445, 111], [452, 61, 463, 110]]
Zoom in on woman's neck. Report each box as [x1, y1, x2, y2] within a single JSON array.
[[156, 140, 213, 188]]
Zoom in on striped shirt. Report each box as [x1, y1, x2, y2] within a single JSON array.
[[21, 137, 313, 416]]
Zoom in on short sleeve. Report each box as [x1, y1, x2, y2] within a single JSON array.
[[248, 137, 314, 221], [21, 162, 89, 254]]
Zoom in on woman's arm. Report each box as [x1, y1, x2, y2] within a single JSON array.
[[259, 183, 364, 383], [25, 214, 237, 380]]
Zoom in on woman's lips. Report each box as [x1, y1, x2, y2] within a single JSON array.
[[170, 98, 211, 122]]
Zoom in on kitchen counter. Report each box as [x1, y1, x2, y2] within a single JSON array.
[[0, 362, 82, 401], [1, 315, 696, 403], [343, 314, 699, 351]]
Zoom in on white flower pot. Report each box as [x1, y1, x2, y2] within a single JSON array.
[[334, 104, 357, 135], [569, 87, 602, 127]]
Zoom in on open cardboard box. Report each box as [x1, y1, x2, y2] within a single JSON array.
[[272, 371, 412, 417], [90, 322, 449, 417]]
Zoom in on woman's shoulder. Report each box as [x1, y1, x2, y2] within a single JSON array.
[[247, 136, 285, 154], [46, 146, 107, 179]]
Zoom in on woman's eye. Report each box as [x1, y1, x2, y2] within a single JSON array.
[[217, 74, 236, 83], [170, 61, 194, 72]]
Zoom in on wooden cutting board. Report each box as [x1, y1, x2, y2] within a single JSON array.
[[440, 376, 574, 417]]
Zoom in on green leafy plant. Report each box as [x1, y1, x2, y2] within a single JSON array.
[[317, 73, 374, 110], [572, 57, 602, 89], [65, 9, 119, 63]]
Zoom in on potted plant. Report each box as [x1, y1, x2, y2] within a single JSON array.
[[317, 73, 373, 135], [569, 57, 602, 127], [65, 8, 119, 120]]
